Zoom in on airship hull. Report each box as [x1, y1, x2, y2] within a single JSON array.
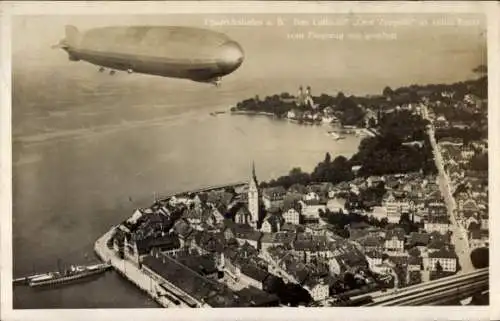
[[72, 48, 222, 81], [59, 26, 244, 83]]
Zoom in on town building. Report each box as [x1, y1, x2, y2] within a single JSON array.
[[232, 203, 253, 225], [326, 197, 347, 213], [282, 204, 301, 225], [239, 263, 271, 290], [261, 213, 284, 233], [262, 186, 287, 210], [408, 255, 422, 272], [424, 217, 451, 234], [299, 200, 327, 219], [365, 251, 384, 270], [469, 229, 489, 250], [427, 249, 457, 273], [384, 228, 405, 253], [303, 278, 329, 302]]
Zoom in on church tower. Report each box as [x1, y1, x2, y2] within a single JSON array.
[[296, 86, 305, 107], [248, 162, 260, 228], [306, 86, 311, 97]]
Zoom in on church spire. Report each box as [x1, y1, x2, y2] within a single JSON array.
[[248, 161, 259, 229]]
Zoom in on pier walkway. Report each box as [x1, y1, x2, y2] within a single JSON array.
[[94, 228, 188, 308]]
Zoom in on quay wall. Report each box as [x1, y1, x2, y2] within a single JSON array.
[[93, 181, 249, 308], [157, 181, 247, 201], [94, 229, 184, 308]]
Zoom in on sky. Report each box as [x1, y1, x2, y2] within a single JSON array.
[[12, 13, 487, 93]]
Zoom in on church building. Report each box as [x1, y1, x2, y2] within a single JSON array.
[[247, 162, 260, 229]]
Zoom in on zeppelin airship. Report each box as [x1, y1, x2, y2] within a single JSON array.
[[54, 25, 244, 86]]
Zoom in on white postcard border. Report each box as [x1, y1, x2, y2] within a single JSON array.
[[1, 1, 498, 321]]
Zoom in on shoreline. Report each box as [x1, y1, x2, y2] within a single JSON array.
[[230, 109, 372, 132], [88, 117, 369, 307], [230, 110, 277, 117], [92, 181, 251, 309], [94, 227, 178, 308]]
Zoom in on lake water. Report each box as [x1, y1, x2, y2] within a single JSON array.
[[12, 66, 362, 308]]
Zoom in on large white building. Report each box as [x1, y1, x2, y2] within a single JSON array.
[[424, 218, 451, 235], [427, 249, 457, 273], [384, 228, 405, 253], [299, 200, 326, 219], [383, 193, 412, 223], [282, 207, 301, 225], [304, 279, 329, 302]]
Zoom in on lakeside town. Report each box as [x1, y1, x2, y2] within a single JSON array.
[[96, 70, 488, 308]]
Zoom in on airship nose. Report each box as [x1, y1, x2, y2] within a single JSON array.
[[217, 40, 244, 75]]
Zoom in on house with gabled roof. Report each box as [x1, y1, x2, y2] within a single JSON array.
[[299, 199, 327, 219], [172, 218, 195, 247], [239, 263, 271, 290], [261, 214, 284, 233], [365, 251, 384, 270], [427, 248, 457, 273], [384, 228, 405, 253], [303, 277, 329, 302], [407, 232, 430, 248], [262, 186, 287, 209], [424, 217, 451, 234], [230, 203, 253, 225]]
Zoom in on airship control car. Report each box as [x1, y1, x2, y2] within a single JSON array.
[[56, 25, 244, 86]]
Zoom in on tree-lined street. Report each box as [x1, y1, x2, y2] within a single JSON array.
[[423, 106, 474, 274]]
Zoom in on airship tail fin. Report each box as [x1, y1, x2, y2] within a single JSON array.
[[65, 25, 81, 47]]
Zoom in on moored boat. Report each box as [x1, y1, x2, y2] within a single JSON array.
[[28, 263, 111, 287]]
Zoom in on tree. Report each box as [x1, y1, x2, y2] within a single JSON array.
[[408, 247, 420, 257], [470, 292, 489, 305], [435, 260, 443, 277], [470, 247, 489, 269], [280, 92, 292, 99], [278, 283, 313, 306], [368, 117, 377, 128], [469, 152, 488, 171], [408, 271, 422, 286], [264, 275, 285, 294], [472, 65, 487, 75], [383, 86, 394, 97], [324, 152, 332, 164], [343, 272, 357, 290], [399, 212, 410, 225]]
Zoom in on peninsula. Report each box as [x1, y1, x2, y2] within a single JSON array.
[[95, 73, 488, 307]]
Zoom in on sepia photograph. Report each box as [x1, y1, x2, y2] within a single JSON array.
[[1, 1, 498, 321]]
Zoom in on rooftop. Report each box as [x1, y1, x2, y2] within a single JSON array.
[[143, 255, 241, 307]]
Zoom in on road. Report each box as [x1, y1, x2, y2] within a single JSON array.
[[423, 106, 474, 273]]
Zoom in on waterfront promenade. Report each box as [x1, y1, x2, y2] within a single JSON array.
[[94, 228, 183, 308]]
